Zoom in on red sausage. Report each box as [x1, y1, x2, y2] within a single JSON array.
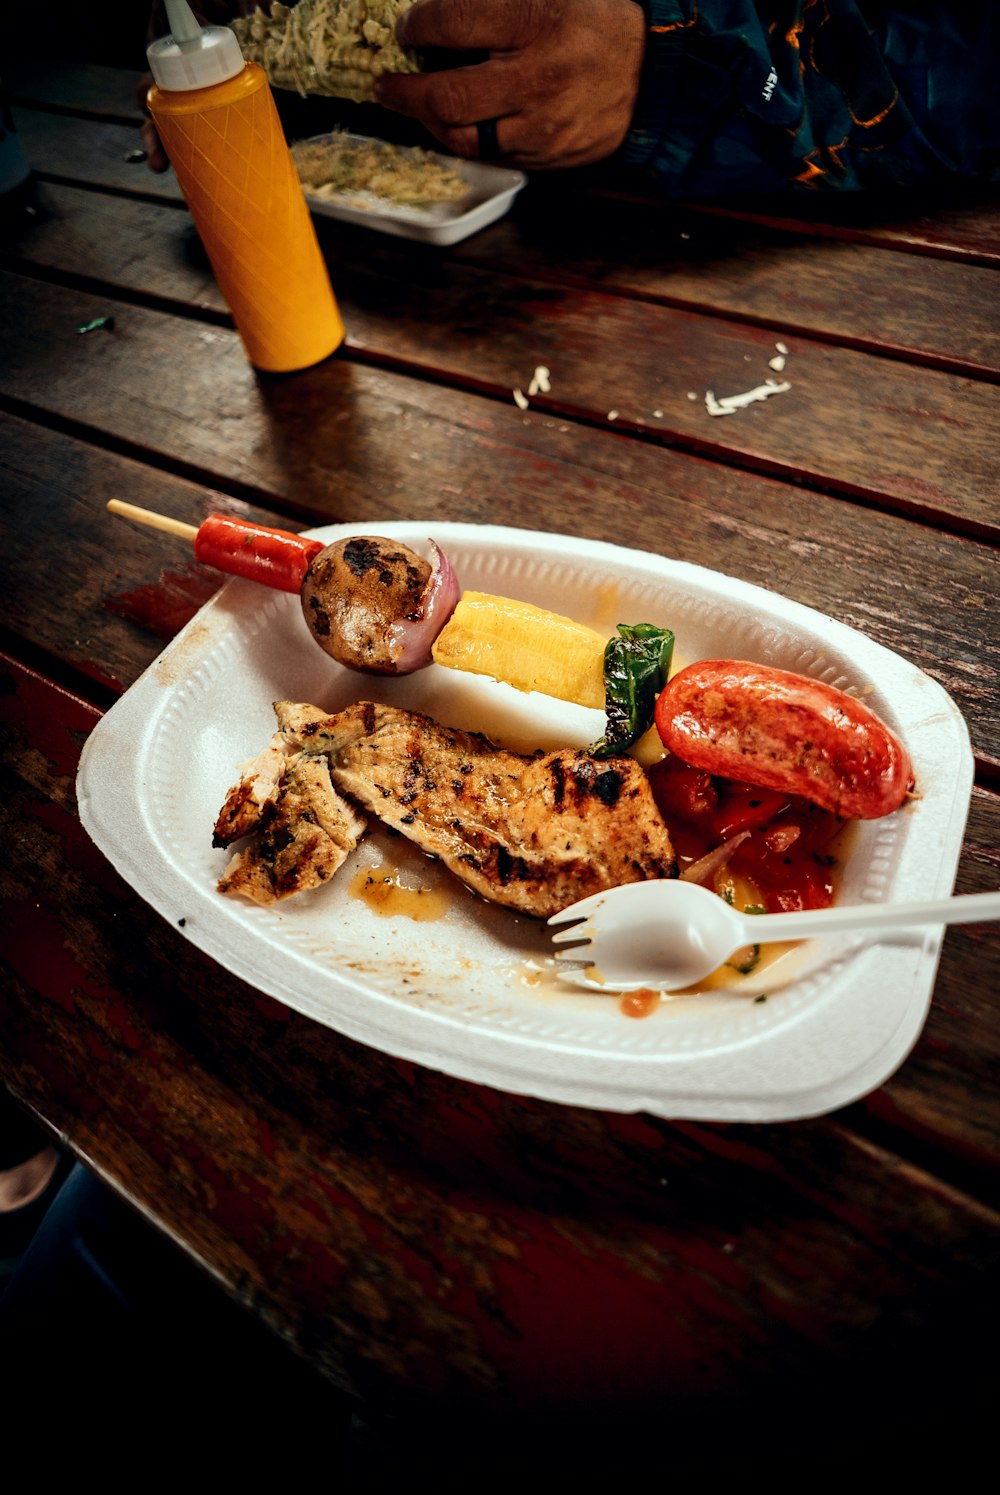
[[654, 660, 913, 819], [194, 514, 325, 593]]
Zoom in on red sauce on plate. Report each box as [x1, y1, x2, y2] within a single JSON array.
[[646, 756, 843, 912], [618, 988, 661, 1020]]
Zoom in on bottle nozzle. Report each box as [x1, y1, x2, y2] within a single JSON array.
[[147, 0, 244, 88], [164, 0, 203, 50]]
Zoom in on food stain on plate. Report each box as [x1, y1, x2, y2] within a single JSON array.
[[349, 858, 453, 922]]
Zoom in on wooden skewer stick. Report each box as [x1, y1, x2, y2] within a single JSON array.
[[107, 499, 199, 542]]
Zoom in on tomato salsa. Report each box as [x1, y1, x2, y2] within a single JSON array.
[[646, 755, 843, 913]]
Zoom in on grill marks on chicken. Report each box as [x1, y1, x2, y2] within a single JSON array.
[[221, 700, 675, 918], [213, 733, 291, 847], [214, 737, 367, 905]]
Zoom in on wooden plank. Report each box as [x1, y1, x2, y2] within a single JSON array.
[[1, 355, 998, 778], [457, 193, 1000, 378], [0, 413, 230, 697], [3, 253, 998, 543], [13, 108, 177, 202], [1, 659, 997, 1443], [696, 195, 1000, 267], [10, 61, 145, 124], [858, 787, 1000, 1181], [6, 181, 224, 312]]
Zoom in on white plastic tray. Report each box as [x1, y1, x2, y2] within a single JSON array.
[[299, 132, 526, 244], [77, 523, 973, 1121]]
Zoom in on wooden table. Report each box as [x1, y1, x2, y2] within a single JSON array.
[[2, 57, 999, 1458]]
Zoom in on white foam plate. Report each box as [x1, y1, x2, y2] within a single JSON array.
[[300, 132, 526, 244], [77, 523, 973, 1120]]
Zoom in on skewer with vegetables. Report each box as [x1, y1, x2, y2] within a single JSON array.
[[107, 502, 454, 671], [107, 501, 674, 756]]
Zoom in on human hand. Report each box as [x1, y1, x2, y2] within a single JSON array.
[[374, 0, 646, 169]]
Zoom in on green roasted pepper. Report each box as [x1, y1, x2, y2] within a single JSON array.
[[590, 623, 674, 759]]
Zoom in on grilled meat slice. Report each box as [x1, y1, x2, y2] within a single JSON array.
[[275, 700, 676, 918], [217, 752, 367, 905], [213, 732, 293, 848]]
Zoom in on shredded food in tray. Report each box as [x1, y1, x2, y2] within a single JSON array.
[[232, 0, 419, 103], [292, 134, 468, 207]]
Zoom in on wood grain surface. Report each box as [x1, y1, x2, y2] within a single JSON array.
[[457, 196, 1000, 378], [2, 57, 999, 1447], [4, 182, 999, 542]]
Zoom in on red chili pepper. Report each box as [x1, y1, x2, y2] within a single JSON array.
[[194, 514, 325, 593]]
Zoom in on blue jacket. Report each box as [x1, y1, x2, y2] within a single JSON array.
[[622, 1, 1000, 193]]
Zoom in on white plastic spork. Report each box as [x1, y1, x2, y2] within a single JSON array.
[[548, 880, 1000, 992]]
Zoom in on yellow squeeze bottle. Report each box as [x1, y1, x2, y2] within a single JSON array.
[[146, 0, 344, 372]]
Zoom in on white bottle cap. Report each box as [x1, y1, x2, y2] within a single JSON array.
[[147, 0, 245, 91]]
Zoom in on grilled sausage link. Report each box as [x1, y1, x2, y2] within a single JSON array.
[[654, 660, 913, 819]]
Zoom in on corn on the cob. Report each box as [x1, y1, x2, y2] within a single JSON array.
[[232, 0, 420, 104]]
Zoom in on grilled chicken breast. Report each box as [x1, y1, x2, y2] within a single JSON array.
[[272, 700, 676, 917]]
